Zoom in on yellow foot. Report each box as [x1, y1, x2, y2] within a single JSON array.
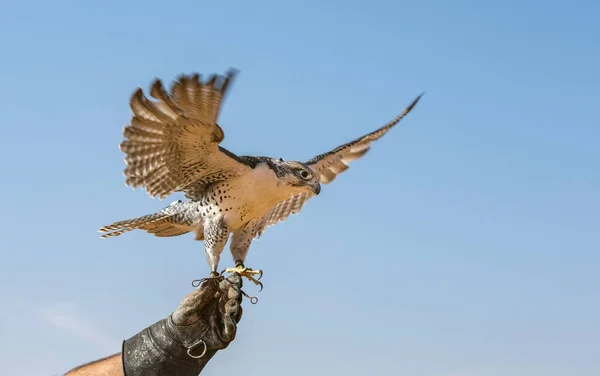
[[221, 264, 263, 291]]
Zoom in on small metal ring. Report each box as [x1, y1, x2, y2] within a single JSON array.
[[186, 339, 207, 359], [240, 289, 259, 304]]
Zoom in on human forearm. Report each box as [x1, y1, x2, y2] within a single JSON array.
[[65, 354, 123, 376]]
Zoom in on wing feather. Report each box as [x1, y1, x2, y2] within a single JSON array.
[[305, 94, 423, 184], [119, 69, 250, 199], [252, 94, 422, 237], [255, 192, 314, 238]]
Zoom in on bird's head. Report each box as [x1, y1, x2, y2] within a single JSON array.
[[270, 158, 321, 196]]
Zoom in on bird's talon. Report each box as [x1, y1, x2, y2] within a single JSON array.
[[254, 280, 264, 292], [243, 274, 263, 291], [221, 265, 264, 290]]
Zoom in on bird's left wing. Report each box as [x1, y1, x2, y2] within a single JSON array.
[[252, 94, 422, 238], [305, 94, 423, 184]]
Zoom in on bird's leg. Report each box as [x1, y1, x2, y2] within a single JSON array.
[[192, 218, 229, 287], [225, 225, 263, 290], [222, 261, 263, 291]]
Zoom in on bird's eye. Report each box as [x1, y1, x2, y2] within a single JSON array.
[[300, 170, 311, 179]]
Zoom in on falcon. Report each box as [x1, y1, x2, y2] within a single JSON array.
[[99, 69, 422, 287]]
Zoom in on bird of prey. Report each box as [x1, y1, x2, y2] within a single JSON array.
[[99, 69, 422, 287]]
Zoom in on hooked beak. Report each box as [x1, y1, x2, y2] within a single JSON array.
[[312, 183, 321, 195]]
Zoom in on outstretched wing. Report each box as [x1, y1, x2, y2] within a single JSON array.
[[252, 94, 423, 238], [305, 94, 423, 184], [255, 192, 314, 238], [120, 69, 252, 199]]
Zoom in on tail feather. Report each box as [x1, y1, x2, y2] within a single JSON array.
[[98, 212, 191, 239], [99, 212, 165, 232]]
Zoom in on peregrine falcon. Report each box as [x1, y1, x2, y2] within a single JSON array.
[[99, 69, 422, 287]]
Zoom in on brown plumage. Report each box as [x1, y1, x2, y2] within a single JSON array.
[[305, 93, 423, 184], [121, 69, 250, 199], [99, 200, 196, 239], [98, 212, 178, 238], [101, 69, 423, 280]]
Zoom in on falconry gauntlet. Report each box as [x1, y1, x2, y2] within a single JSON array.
[[122, 274, 244, 376]]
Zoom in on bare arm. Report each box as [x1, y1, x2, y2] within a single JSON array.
[[64, 274, 245, 376], [65, 354, 123, 376]]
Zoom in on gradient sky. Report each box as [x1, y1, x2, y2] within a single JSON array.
[[0, 0, 599, 375]]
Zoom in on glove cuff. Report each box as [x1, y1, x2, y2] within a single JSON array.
[[122, 318, 215, 376]]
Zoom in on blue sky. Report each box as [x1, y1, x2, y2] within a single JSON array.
[[0, 0, 599, 375]]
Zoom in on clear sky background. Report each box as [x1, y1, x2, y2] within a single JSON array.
[[0, 0, 598, 375]]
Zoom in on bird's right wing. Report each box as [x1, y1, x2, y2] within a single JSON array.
[[254, 192, 315, 238], [120, 70, 252, 199]]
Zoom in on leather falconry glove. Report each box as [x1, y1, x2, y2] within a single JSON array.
[[122, 273, 244, 376]]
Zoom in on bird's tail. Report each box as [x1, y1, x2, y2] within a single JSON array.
[[98, 211, 191, 238]]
